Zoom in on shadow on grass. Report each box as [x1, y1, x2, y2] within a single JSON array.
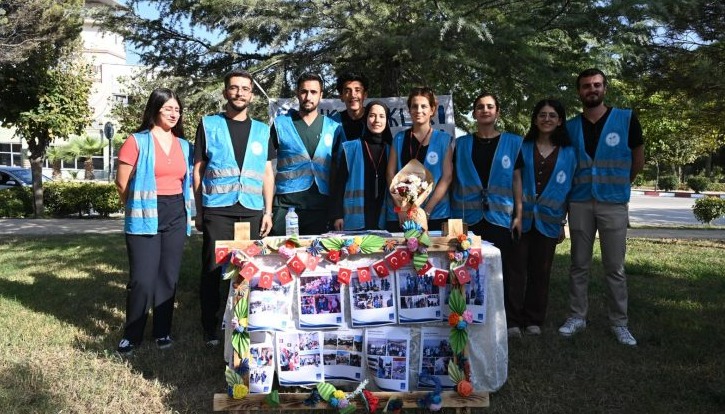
[[0, 234, 228, 412], [0, 360, 67, 413]]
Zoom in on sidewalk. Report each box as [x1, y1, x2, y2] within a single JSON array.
[[0, 218, 722, 240]]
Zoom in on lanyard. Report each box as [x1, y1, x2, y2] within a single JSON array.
[[363, 140, 385, 198], [408, 128, 432, 162]]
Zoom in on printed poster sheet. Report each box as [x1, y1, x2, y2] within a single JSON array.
[[298, 270, 345, 329], [442, 265, 487, 324], [249, 332, 275, 394], [248, 276, 294, 332], [365, 326, 411, 391], [418, 327, 456, 389], [322, 329, 364, 382], [349, 271, 397, 327], [276, 331, 324, 386], [396, 266, 442, 323]]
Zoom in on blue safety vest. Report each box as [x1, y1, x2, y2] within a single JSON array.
[[124, 130, 193, 235], [385, 129, 452, 221], [452, 132, 522, 228], [567, 108, 633, 203], [521, 142, 577, 238], [274, 112, 341, 195], [341, 140, 388, 230], [200, 114, 269, 210]]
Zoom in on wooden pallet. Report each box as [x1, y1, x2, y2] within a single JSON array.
[[213, 391, 489, 412]]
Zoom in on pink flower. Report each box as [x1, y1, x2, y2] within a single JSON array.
[[462, 310, 473, 323], [278, 246, 295, 259], [407, 237, 419, 251]]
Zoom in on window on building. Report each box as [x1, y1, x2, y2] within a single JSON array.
[[0, 143, 23, 166]]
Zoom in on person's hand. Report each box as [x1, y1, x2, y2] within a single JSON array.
[[511, 217, 522, 240], [557, 225, 566, 244], [194, 212, 203, 232], [260, 214, 272, 237], [333, 219, 344, 231], [397, 211, 408, 225]]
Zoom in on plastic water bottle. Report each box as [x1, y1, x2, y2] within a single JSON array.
[[285, 207, 299, 237]]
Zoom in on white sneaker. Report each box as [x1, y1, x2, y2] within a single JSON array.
[[524, 325, 541, 336], [507, 327, 522, 338], [611, 326, 637, 346], [558, 317, 586, 337]]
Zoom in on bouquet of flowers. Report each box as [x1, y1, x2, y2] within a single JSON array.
[[390, 159, 434, 230]]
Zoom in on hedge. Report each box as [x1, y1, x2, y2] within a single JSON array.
[[0, 182, 123, 218]]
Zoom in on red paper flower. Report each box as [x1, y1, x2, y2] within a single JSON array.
[[456, 380, 474, 397], [348, 243, 360, 254], [448, 313, 460, 327]]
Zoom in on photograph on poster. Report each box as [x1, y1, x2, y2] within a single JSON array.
[[442, 266, 487, 323], [248, 335, 276, 394], [321, 329, 365, 381], [349, 272, 397, 327], [276, 331, 324, 386], [248, 277, 294, 331], [396, 266, 442, 323], [365, 326, 411, 391], [418, 327, 456, 389], [298, 270, 345, 329]]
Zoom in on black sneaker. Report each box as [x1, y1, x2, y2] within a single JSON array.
[[156, 336, 173, 350], [117, 338, 136, 356], [204, 331, 220, 347]]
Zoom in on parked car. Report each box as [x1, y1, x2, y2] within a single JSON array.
[[0, 166, 52, 190]]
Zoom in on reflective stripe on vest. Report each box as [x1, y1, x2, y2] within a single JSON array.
[[521, 142, 576, 238], [274, 112, 340, 195], [201, 114, 269, 209], [452, 132, 522, 228], [385, 129, 452, 221], [567, 108, 633, 203]]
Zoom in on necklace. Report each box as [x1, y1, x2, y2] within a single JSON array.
[[536, 141, 556, 159], [364, 140, 386, 198], [409, 127, 432, 161]]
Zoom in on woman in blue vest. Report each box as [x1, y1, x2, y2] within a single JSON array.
[[385, 87, 453, 232], [114, 88, 194, 356], [332, 101, 392, 230], [451, 92, 523, 337], [509, 99, 576, 336]]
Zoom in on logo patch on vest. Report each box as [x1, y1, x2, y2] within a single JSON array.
[[605, 132, 620, 147], [556, 170, 567, 184], [323, 133, 333, 147], [501, 155, 511, 169], [426, 151, 439, 166], [251, 141, 263, 156]]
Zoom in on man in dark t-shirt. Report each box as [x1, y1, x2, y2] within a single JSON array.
[[332, 72, 369, 140], [193, 69, 276, 347]]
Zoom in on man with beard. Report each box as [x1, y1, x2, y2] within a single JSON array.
[[332, 72, 369, 140], [193, 69, 275, 346], [558, 68, 644, 346], [271, 72, 344, 235]]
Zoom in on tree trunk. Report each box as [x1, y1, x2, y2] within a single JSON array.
[[84, 159, 94, 180], [52, 160, 62, 180], [30, 156, 45, 218]]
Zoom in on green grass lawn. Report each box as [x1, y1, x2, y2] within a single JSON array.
[[0, 235, 723, 413]]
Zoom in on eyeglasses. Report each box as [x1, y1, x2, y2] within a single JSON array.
[[537, 112, 559, 120], [160, 106, 181, 114], [227, 85, 252, 95]]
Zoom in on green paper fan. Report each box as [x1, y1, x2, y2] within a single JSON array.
[[316, 382, 336, 401], [450, 328, 469, 354], [359, 235, 385, 254], [340, 404, 357, 414], [413, 252, 429, 271], [234, 296, 248, 320], [225, 366, 242, 387], [222, 264, 238, 281], [418, 232, 431, 247], [321, 237, 345, 251], [448, 289, 466, 314], [231, 330, 250, 357], [404, 228, 419, 240], [448, 360, 464, 383], [264, 390, 280, 406]]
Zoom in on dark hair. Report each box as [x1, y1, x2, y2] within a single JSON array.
[[136, 88, 185, 137], [224, 69, 254, 89], [576, 68, 607, 89], [336, 72, 368, 94], [407, 86, 437, 110], [362, 100, 393, 145], [297, 72, 324, 91], [524, 99, 571, 147], [472, 92, 500, 112]]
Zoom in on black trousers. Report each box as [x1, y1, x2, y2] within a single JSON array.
[[271, 206, 328, 236], [200, 211, 262, 335], [123, 194, 186, 344]]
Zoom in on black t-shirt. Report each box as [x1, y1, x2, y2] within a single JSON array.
[[339, 111, 366, 141], [581, 106, 644, 159], [271, 111, 341, 210], [195, 115, 276, 216], [468, 134, 523, 188], [400, 129, 430, 166]]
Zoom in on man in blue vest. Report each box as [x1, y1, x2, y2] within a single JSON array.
[[332, 72, 369, 140], [193, 69, 275, 346], [558, 68, 644, 346], [271, 72, 345, 235]]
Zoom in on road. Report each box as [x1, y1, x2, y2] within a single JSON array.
[[628, 194, 725, 226]]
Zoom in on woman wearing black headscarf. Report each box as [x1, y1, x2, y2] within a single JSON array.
[[332, 100, 393, 230]]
